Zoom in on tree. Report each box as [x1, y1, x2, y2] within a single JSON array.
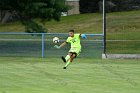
[[79, 0, 99, 13], [110, 0, 140, 11], [79, 0, 140, 13], [0, 0, 69, 33]]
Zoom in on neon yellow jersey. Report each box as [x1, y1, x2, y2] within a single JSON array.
[[66, 34, 81, 49]]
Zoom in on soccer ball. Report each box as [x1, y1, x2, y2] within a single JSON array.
[[53, 37, 59, 43]]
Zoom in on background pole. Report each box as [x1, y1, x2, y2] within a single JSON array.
[[103, 0, 106, 54]]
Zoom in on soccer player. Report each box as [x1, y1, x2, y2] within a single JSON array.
[[54, 30, 87, 69]]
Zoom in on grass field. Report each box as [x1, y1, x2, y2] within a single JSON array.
[[0, 57, 140, 93]]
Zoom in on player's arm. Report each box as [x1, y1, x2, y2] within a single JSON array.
[[54, 42, 67, 49], [60, 42, 67, 48]]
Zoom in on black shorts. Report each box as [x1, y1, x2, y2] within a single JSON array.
[[69, 52, 77, 58]]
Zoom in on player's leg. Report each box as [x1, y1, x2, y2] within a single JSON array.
[[61, 52, 72, 63], [70, 53, 77, 63], [65, 53, 72, 61], [63, 48, 81, 69], [63, 53, 77, 69]]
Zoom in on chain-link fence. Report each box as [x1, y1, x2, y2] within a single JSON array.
[[0, 33, 103, 58], [106, 2, 140, 54]]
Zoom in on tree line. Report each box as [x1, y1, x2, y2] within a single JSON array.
[[0, 0, 69, 33], [80, 0, 140, 13]]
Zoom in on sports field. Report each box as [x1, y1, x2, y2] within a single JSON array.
[[0, 57, 139, 93]]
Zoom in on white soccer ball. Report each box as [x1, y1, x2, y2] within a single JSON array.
[[53, 37, 59, 43]]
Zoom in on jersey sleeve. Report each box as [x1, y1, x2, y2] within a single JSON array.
[[75, 34, 81, 38], [66, 37, 70, 43]]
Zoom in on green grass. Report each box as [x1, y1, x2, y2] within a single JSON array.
[[0, 11, 140, 40], [106, 11, 140, 40], [107, 41, 140, 54], [0, 57, 140, 93], [0, 13, 103, 34]]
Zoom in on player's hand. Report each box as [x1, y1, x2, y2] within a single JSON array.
[[81, 34, 87, 39], [54, 45, 61, 49]]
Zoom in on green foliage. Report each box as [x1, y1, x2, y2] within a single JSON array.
[[79, 0, 99, 13], [79, 0, 140, 13], [0, 0, 69, 33], [110, 0, 140, 11], [23, 20, 47, 33]]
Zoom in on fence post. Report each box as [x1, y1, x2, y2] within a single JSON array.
[[42, 33, 45, 58]]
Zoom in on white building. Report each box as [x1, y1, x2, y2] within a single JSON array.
[[66, 0, 80, 15]]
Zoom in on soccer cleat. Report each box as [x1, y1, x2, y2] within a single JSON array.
[[61, 56, 66, 63], [63, 67, 67, 69]]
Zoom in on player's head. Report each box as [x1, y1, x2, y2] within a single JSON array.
[[69, 30, 74, 37]]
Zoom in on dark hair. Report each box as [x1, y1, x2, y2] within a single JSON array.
[[69, 29, 74, 33]]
